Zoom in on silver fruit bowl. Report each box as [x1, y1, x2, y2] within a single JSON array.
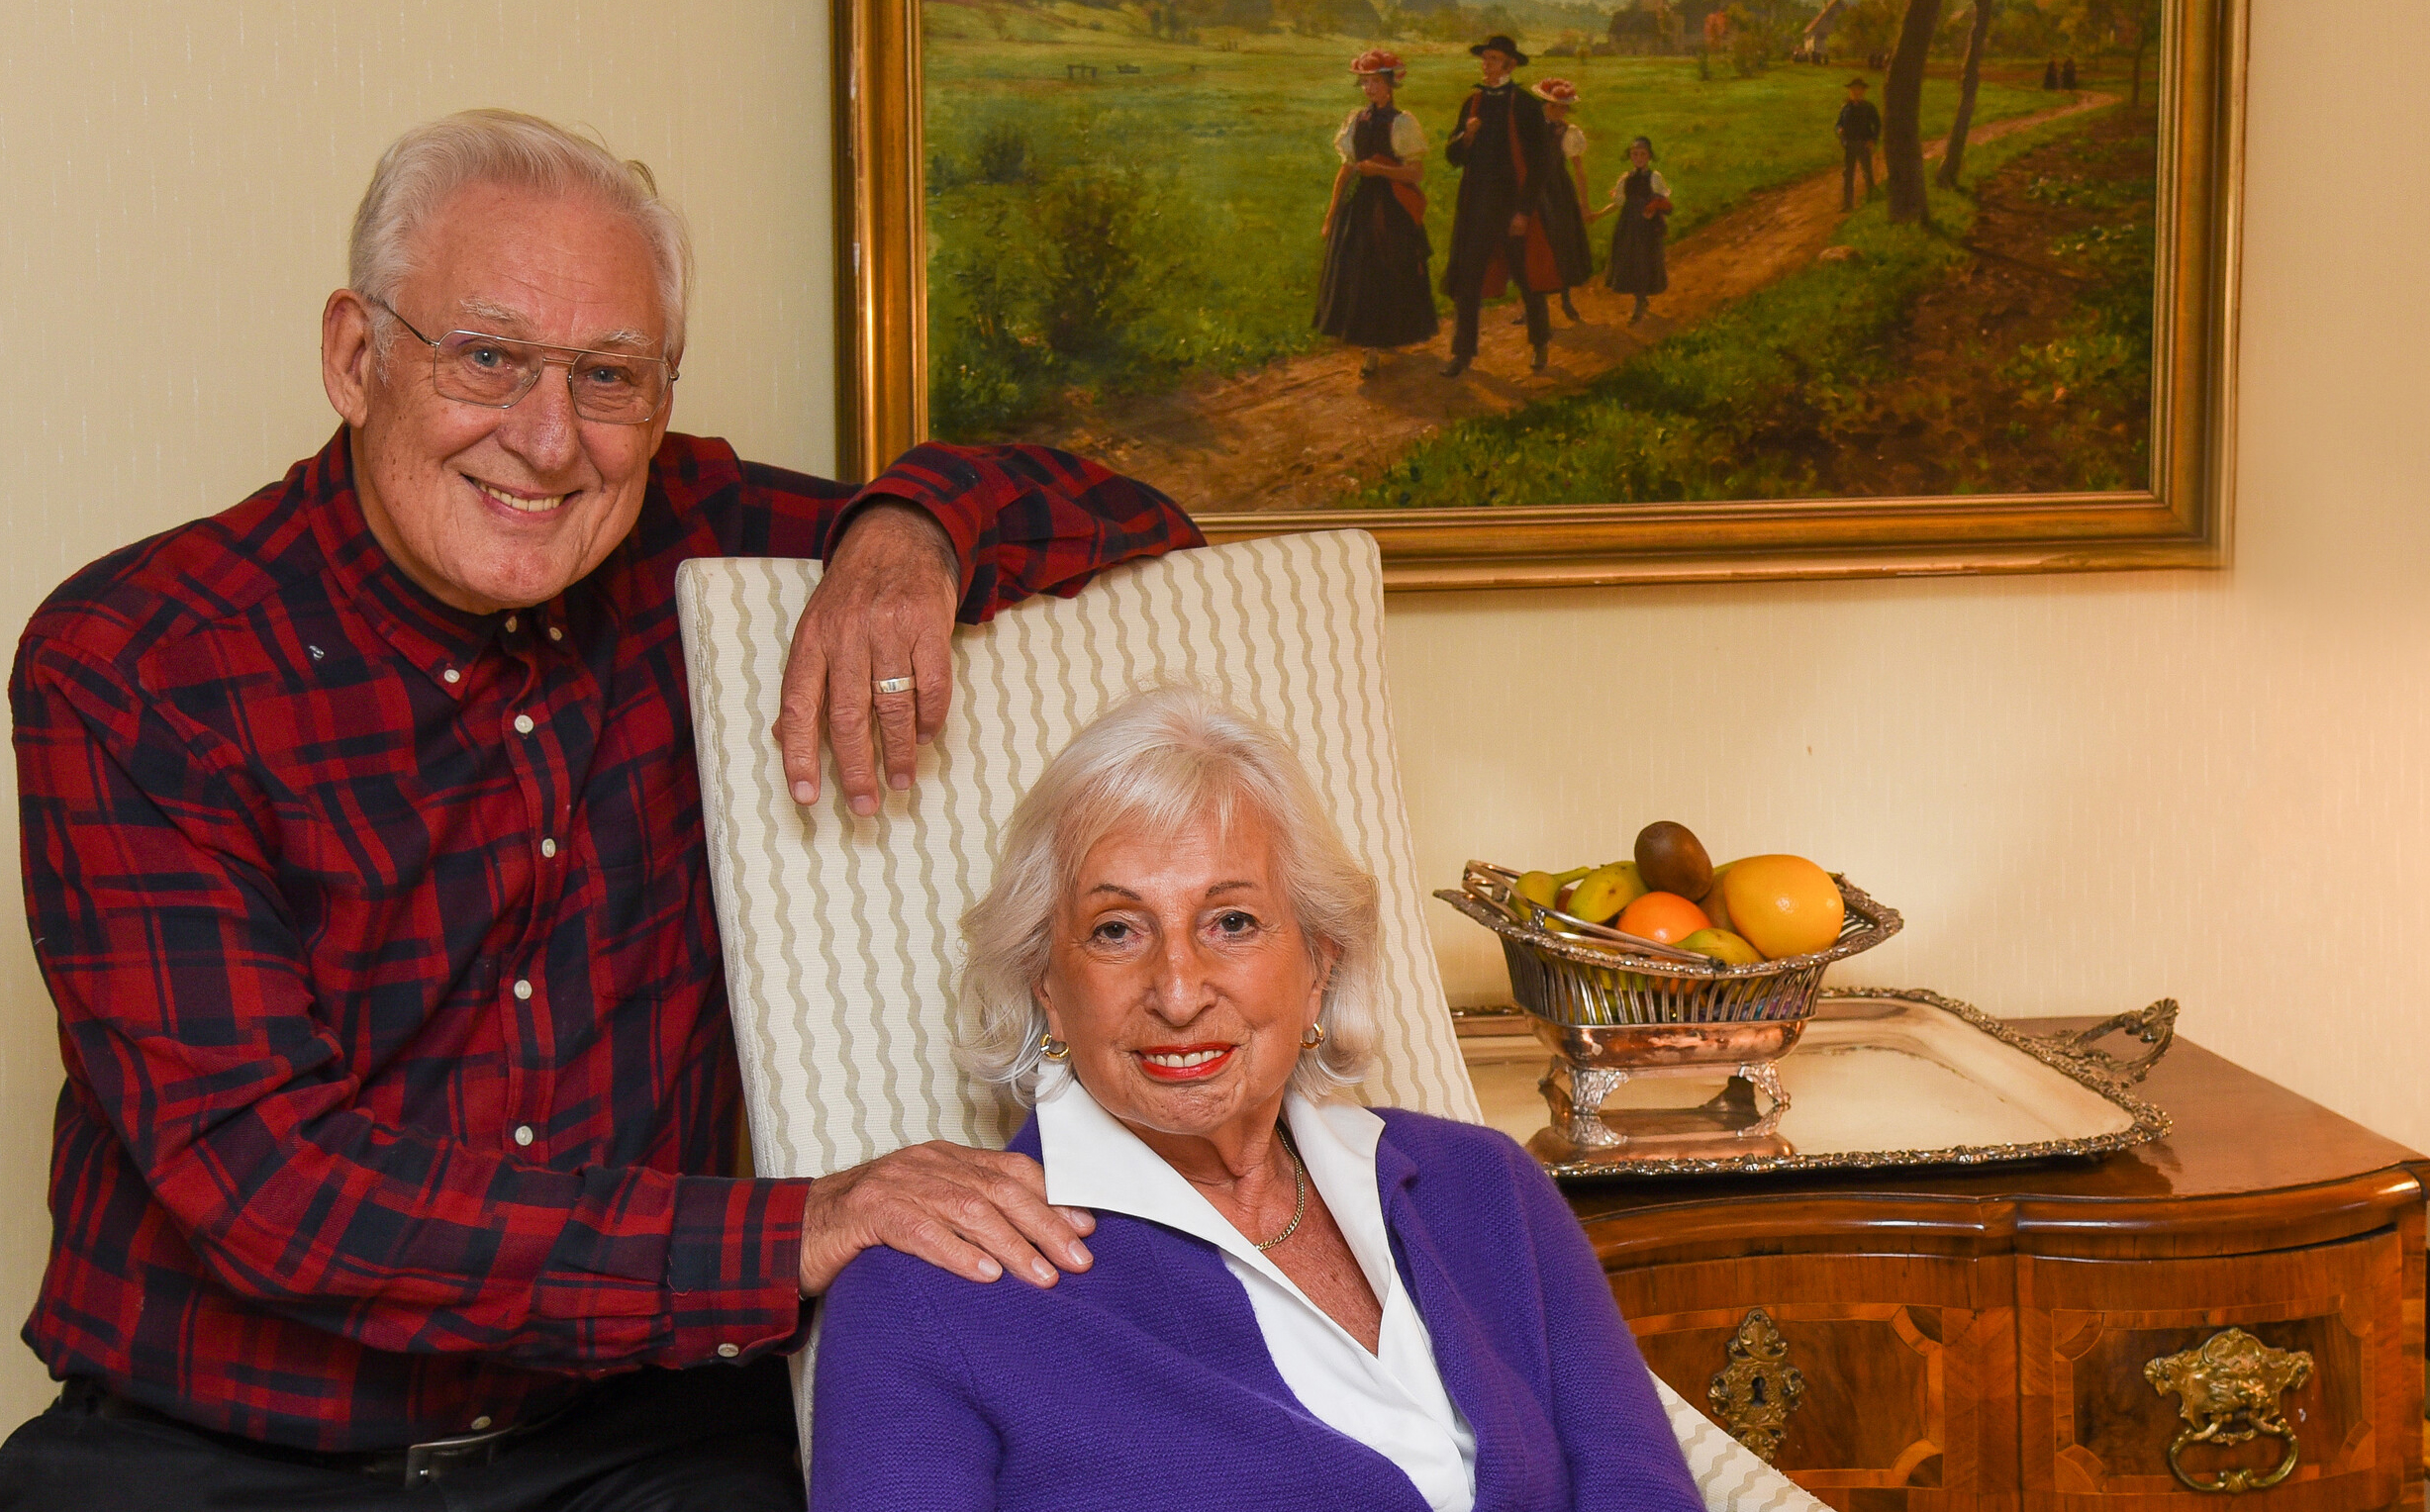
[[1436, 862, 1901, 1152]]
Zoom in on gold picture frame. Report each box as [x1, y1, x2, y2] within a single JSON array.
[[833, 0, 2244, 591]]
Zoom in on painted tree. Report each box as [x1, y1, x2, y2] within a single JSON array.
[[1882, 0, 1942, 223], [1935, 0, 1995, 189], [2111, 0, 2163, 107], [2052, 0, 2163, 106]]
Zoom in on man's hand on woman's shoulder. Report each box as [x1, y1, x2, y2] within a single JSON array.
[[797, 1140, 1098, 1296]]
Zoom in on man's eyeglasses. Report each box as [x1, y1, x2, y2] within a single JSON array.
[[368, 297, 675, 425]]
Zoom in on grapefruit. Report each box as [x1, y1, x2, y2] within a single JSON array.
[[1719, 855, 1845, 959]]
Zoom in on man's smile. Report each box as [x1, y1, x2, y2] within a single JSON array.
[[472, 476, 573, 515]]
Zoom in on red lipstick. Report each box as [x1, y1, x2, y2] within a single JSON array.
[[1134, 1043, 1236, 1083]]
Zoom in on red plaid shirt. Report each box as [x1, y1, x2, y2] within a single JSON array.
[[12, 427, 1200, 1452]]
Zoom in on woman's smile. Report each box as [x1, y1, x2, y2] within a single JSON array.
[[1135, 1042, 1237, 1081]]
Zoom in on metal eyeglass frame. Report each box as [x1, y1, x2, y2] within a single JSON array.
[[366, 295, 677, 425]]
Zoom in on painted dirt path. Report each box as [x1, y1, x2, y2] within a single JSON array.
[[1024, 91, 2119, 515]]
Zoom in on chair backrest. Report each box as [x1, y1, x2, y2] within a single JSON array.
[[675, 529, 1479, 1183], [676, 528, 1822, 1512]]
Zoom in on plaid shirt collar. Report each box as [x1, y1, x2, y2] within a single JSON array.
[[300, 426, 623, 699]]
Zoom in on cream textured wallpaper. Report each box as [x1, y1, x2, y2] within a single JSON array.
[[0, 0, 2422, 1430]]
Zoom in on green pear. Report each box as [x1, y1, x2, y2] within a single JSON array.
[[1680, 927, 1763, 967], [1564, 862, 1649, 924]]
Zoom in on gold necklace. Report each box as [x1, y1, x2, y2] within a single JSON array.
[[1252, 1128, 1309, 1253]]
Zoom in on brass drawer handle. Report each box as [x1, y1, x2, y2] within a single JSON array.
[[1708, 1308, 1805, 1464], [2144, 1329, 2312, 1493]]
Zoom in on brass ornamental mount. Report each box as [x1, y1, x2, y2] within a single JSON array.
[[2144, 1329, 2313, 1494], [1708, 1309, 1806, 1464]]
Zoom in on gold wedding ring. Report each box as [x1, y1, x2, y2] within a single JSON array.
[[871, 676, 918, 696]]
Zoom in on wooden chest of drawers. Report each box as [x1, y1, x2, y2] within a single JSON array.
[[1553, 1023, 2426, 1512]]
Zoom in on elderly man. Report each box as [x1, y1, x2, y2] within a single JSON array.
[[0, 111, 1198, 1510]]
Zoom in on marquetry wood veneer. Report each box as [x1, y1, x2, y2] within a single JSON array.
[[1558, 1022, 2428, 1512]]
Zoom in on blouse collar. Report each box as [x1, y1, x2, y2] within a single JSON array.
[[1035, 1071, 1398, 1305]]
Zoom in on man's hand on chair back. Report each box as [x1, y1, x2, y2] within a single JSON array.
[[775, 500, 962, 818]]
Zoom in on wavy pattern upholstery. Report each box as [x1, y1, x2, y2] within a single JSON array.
[[675, 529, 1821, 1512], [677, 530, 1477, 1166], [1657, 1377, 1824, 1512]]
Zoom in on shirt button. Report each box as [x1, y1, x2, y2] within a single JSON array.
[[514, 1125, 535, 1147], [540, 838, 557, 858], [470, 1416, 492, 1431], [513, 979, 533, 1000], [717, 1343, 740, 1359], [442, 668, 461, 685], [548, 626, 564, 642], [514, 713, 535, 735], [503, 615, 517, 632]]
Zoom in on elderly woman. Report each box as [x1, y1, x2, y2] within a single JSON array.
[[809, 688, 1701, 1512]]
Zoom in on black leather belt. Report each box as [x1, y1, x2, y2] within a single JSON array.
[[58, 1377, 574, 1487]]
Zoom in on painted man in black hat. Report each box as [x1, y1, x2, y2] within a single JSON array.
[[1836, 76, 1882, 212], [1439, 34, 1587, 377]]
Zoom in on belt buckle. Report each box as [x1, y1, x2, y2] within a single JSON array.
[[399, 1422, 516, 1486]]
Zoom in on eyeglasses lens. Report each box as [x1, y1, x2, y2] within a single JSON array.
[[434, 331, 665, 424]]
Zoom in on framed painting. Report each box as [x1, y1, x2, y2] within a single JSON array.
[[832, 0, 2243, 589]]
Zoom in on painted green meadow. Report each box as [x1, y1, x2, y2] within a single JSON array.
[[1344, 101, 2157, 508], [920, 5, 2055, 441]]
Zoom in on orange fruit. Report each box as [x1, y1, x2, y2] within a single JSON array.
[[1615, 891, 1710, 944], [1719, 855, 1845, 959]]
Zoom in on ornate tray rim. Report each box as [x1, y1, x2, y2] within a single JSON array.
[[1462, 987, 2179, 1181]]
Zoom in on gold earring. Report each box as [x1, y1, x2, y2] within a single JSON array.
[[1299, 1022, 1327, 1050], [1039, 1032, 1070, 1063]]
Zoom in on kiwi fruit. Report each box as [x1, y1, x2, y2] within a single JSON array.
[[1634, 820, 1714, 900]]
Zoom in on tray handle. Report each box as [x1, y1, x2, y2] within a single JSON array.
[[2030, 997, 2179, 1087]]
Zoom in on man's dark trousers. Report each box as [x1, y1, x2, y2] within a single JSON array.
[[1451, 233, 1552, 360], [0, 1359, 799, 1512], [1842, 141, 1876, 210]]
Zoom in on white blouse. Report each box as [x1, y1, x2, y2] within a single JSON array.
[[1334, 108, 1428, 166], [1560, 122, 1588, 159], [1036, 1073, 1480, 1512], [1613, 167, 1671, 202]]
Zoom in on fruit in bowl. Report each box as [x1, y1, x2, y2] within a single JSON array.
[[1507, 821, 1847, 963], [1677, 926, 1763, 966], [1719, 854, 1845, 960], [1614, 890, 1708, 944]]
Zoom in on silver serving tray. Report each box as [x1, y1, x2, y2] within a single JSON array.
[[1456, 988, 2176, 1181]]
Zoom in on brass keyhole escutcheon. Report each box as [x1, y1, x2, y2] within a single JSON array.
[[2145, 1328, 2312, 1493], [1708, 1307, 1805, 1464]]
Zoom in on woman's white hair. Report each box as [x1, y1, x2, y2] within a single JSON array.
[[349, 109, 693, 363], [958, 686, 1382, 1104]]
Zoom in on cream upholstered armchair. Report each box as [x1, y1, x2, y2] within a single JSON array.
[[674, 530, 1822, 1512]]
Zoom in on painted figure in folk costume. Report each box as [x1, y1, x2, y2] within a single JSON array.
[[1315, 48, 1438, 379], [1836, 76, 1882, 211], [1524, 77, 1595, 327], [1439, 35, 1592, 378], [1596, 135, 1672, 325]]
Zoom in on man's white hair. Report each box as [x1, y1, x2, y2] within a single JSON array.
[[349, 108, 693, 363], [957, 685, 1382, 1104]]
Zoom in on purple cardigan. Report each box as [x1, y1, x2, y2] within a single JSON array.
[[810, 1106, 1701, 1512]]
